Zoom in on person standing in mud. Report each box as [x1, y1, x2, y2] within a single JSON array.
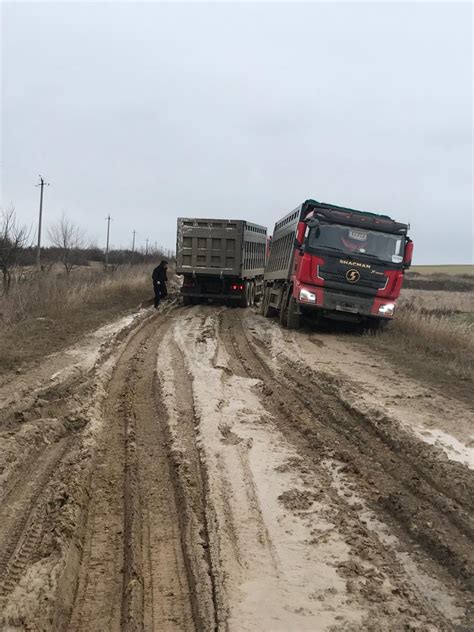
[[152, 260, 168, 308]]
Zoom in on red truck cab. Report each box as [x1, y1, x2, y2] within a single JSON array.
[[261, 200, 413, 329]]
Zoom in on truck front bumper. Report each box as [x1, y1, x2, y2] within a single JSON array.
[[297, 285, 395, 320]]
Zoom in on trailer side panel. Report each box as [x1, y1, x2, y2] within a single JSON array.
[[242, 221, 267, 279], [264, 205, 302, 282]]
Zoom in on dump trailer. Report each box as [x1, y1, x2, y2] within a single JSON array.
[[176, 217, 267, 306], [261, 199, 413, 329]]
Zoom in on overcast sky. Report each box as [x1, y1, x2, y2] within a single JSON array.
[[1, 2, 472, 263]]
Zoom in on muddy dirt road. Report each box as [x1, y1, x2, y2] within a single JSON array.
[[0, 304, 472, 631]]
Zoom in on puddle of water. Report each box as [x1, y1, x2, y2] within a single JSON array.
[[414, 427, 474, 470]]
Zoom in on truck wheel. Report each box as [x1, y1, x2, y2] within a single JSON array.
[[286, 296, 301, 330], [260, 285, 272, 317], [240, 282, 249, 308], [279, 288, 289, 327], [366, 317, 388, 332], [183, 296, 192, 306], [249, 282, 256, 307], [259, 285, 268, 315]]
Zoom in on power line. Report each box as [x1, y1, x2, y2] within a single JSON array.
[[36, 175, 50, 269]]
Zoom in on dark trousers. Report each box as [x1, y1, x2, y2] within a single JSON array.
[[153, 283, 168, 308]]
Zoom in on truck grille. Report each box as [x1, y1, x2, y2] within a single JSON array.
[[319, 268, 387, 296]]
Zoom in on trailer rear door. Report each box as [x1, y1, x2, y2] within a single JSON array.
[[176, 218, 244, 276]]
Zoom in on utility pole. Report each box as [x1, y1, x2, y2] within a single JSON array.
[[36, 175, 50, 269], [131, 229, 136, 265], [105, 214, 112, 267], [145, 238, 149, 256]]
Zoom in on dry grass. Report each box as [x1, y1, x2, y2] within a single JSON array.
[[367, 286, 474, 390], [0, 265, 153, 373], [404, 273, 473, 292], [393, 298, 473, 379], [399, 289, 474, 316], [1, 265, 149, 326], [410, 264, 473, 276]]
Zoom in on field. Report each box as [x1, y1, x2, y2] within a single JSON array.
[[0, 264, 153, 374], [410, 264, 473, 275], [0, 270, 472, 631], [404, 267, 474, 293], [365, 285, 474, 390]]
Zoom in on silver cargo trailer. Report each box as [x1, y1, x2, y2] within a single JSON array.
[[176, 217, 267, 306]]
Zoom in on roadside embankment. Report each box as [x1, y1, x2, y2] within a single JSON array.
[[0, 264, 155, 375]]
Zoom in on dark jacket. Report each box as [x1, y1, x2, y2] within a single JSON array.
[[152, 264, 167, 285]]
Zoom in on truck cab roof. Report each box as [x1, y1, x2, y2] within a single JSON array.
[[301, 199, 409, 235]]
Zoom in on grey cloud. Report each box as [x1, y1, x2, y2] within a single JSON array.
[[1, 2, 472, 262]]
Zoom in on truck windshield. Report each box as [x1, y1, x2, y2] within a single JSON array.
[[307, 223, 405, 264]]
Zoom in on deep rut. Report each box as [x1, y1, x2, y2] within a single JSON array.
[[1, 305, 472, 630], [218, 308, 474, 627], [0, 437, 74, 598], [155, 328, 220, 630], [69, 315, 196, 632]]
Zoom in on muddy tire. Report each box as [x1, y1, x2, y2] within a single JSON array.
[[279, 285, 292, 327], [240, 282, 249, 308], [365, 317, 388, 332], [286, 296, 300, 330], [254, 282, 262, 306], [249, 282, 255, 307], [279, 297, 289, 327], [259, 285, 268, 315], [260, 285, 275, 317]]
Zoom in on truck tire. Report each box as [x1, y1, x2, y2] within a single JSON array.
[[279, 287, 290, 327], [249, 282, 255, 307], [183, 296, 192, 306], [259, 285, 268, 315], [240, 282, 249, 308], [286, 295, 301, 330], [260, 285, 272, 317], [366, 317, 388, 332]]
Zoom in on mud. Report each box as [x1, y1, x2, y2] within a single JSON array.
[[0, 303, 472, 631]]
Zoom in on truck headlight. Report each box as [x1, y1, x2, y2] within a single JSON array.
[[378, 303, 395, 316], [300, 288, 316, 303]]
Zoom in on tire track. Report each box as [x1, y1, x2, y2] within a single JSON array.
[[155, 325, 222, 631], [124, 329, 195, 632], [3, 303, 471, 629], [0, 437, 74, 598], [218, 308, 474, 625], [0, 304, 211, 632], [69, 309, 198, 632]]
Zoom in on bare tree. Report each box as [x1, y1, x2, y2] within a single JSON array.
[[48, 215, 86, 275], [0, 207, 30, 294]]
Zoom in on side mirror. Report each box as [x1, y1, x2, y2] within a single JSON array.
[[403, 240, 413, 268]]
